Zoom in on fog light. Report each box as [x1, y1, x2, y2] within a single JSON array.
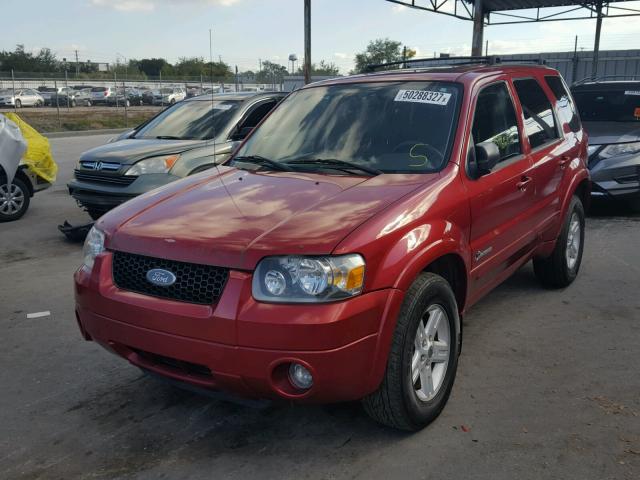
[[288, 363, 313, 390]]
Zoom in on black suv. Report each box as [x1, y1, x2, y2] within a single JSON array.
[[571, 79, 640, 210], [68, 91, 285, 219]]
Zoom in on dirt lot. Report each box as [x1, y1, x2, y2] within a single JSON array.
[[0, 106, 161, 132], [0, 134, 638, 480]]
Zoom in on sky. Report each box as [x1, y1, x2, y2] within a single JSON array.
[[2, 0, 640, 73]]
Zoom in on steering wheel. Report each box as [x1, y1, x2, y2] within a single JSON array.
[[392, 141, 443, 168]]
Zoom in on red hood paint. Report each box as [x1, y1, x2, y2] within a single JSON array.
[[100, 166, 437, 270]]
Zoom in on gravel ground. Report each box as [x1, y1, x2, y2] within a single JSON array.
[[0, 134, 638, 480]]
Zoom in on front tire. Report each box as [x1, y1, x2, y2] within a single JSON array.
[[363, 273, 460, 431], [533, 195, 585, 288], [14, 99, 22, 108], [0, 178, 30, 222]]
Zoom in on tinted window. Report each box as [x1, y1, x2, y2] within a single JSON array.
[[571, 88, 640, 122], [513, 78, 559, 148], [471, 82, 521, 163], [133, 100, 241, 140], [234, 81, 462, 173], [241, 100, 278, 129], [545, 75, 581, 133]]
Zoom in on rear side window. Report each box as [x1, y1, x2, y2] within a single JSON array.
[[545, 75, 581, 133], [513, 78, 559, 149], [471, 82, 521, 163]]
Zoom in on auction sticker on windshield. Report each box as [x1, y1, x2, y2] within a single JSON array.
[[394, 90, 451, 106]]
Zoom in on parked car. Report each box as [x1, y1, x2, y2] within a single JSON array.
[[37, 86, 60, 106], [0, 89, 44, 108], [142, 88, 157, 105], [571, 79, 640, 210], [68, 91, 285, 219], [90, 86, 116, 105], [106, 87, 144, 107], [186, 86, 204, 98], [152, 87, 186, 105], [50, 87, 92, 107], [74, 61, 590, 430]]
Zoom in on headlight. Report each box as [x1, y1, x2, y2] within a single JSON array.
[[599, 141, 640, 159], [125, 154, 180, 176], [82, 227, 105, 270], [252, 254, 365, 303]]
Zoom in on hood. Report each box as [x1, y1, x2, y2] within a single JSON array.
[[102, 167, 433, 270], [582, 121, 640, 146], [79, 138, 207, 165]]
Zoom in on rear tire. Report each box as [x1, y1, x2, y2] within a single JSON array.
[[0, 178, 30, 222], [363, 273, 460, 431], [533, 195, 585, 288]]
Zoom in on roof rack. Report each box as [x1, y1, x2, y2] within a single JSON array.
[[573, 75, 640, 86], [363, 55, 545, 73]]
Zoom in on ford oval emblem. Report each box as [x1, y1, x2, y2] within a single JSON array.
[[146, 268, 177, 287]]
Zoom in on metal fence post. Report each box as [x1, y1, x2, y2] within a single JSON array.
[[122, 81, 128, 128], [11, 69, 16, 113], [54, 79, 61, 130], [65, 69, 70, 111], [114, 71, 119, 108]]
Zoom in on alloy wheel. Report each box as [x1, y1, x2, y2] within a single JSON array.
[[565, 212, 581, 270], [0, 183, 26, 216], [411, 304, 451, 402]]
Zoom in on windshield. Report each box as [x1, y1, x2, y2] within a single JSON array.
[[572, 88, 640, 122], [133, 99, 241, 140], [160, 88, 173, 94], [91, 87, 107, 92], [234, 81, 462, 173]]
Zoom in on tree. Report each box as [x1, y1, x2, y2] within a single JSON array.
[[256, 61, 288, 84], [296, 59, 340, 76], [173, 57, 232, 79], [0, 44, 60, 73], [136, 58, 173, 77], [353, 38, 415, 73]]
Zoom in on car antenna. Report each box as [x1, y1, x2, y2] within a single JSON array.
[[208, 28, 243, 217], [209, 28, 216, 158]]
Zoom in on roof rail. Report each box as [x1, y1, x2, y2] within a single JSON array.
[[363, 55, 545, 73], [573, 74, 640, 86]]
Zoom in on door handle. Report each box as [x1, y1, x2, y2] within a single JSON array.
[[559, 156, 571, 169], [516, 176, 532, 191]]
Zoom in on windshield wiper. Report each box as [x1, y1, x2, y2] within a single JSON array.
[[286, 158, 382, 176], [155, 135, 192, 140], [232, 155, 292, 172]]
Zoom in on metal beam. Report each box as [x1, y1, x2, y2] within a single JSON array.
[[592, 0, 604, 78], [384, 0, 640, 24], [472, 0, 484, 56]]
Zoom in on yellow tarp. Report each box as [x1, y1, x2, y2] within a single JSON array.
[[2, 113, 58, 183]]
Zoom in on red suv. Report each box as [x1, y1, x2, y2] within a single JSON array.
[[75, 61, 590, 431]]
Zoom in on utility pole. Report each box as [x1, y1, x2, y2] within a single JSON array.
[[303, 0, 311, 84], [75, 50, 79, 78], [485, 40, 488, 56], [402, 45, 407, 68]]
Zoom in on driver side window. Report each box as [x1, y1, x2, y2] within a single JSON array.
[[471, 82, 522, 165]]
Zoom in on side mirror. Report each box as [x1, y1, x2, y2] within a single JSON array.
[[232, 126, 254, 141], [475, 141, 500, 175]]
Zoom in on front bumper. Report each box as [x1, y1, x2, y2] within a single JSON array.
[[67, 172, 180, 213], [590, 153, 640, 200], [74, 252, 404, 403]]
